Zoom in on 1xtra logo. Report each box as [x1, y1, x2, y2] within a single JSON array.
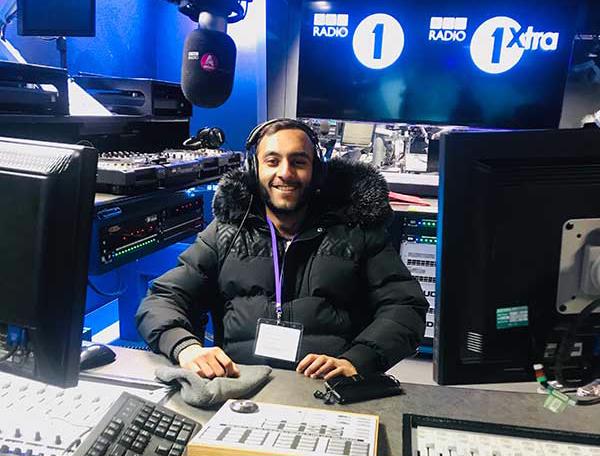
[[470, 16, 559, 74], [429, 17, 468, 42]]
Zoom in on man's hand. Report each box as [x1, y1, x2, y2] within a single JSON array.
[[178, 345, 240, 379], [296, 354, 357, 380]]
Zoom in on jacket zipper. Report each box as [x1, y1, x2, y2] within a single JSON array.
[[278, 228, 325, 305]]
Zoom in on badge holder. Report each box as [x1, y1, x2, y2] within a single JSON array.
[[253, 317, 304, 363]]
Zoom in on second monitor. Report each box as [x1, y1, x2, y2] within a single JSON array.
[[341, 122, 375, 148], [434, 128, 600, 385], [0, 137, 97, 387]]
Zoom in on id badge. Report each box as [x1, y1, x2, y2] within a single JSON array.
[[253, 318, 303, 362]]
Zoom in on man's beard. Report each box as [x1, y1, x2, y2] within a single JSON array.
[[259, 182, 312, 216]]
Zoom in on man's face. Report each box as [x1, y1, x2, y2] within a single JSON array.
[[256, 128, 314, 215]]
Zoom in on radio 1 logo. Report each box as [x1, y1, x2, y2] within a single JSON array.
[[470, 16, 560, 74], [313, 13, 349, 38]]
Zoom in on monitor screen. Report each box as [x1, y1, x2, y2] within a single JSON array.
[[434, 129, 600, 385], [18, 0, 96, 37], [0, 137, 97, 387], [341, 122, 375, 146], [297, 0, 578, 129]]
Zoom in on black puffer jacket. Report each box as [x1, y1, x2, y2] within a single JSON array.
[[136, 159, 428, 373]]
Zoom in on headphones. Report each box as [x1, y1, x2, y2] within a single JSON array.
[[244, 118, 326, 190], [183, 127, 226, 150]]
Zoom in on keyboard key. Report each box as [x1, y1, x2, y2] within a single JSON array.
[[112, 418, 125, 428], [97, 437, 111, 447], [165, 431, 178, 441], [142, 421, 157, 432], [175, 430, 191, 445], [119, 436, 133, 448], [155, 445, 171, 456], [92, 443, 108, 455], [108, 445, 126, 456], [167, 425, 181, 435], [102, 428, 117, 440], [130, 441, 145, 454], [154, 426, 168, 438], [132, 417, 144, 427]]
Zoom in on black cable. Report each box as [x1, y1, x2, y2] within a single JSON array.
[[221, 194, 253, 267], [61, 427, 92, 456], [1, 10, 17, 39], [554, 297, 600, 387], [87, 272, 128, 298]]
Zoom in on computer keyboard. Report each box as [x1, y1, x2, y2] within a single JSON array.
[[403, 414, 600, 456], [0, 372, 168, 456], [72, 392, 201, 456]]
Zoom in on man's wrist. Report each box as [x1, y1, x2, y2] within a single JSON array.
[[171, 338, 203, 364]]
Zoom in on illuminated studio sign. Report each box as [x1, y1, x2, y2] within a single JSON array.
[[469, 16, 560, 74]]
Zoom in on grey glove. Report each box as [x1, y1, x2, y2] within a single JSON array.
[[155, 364, 272, 408]]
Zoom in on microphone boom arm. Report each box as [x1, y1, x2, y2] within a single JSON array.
[[164, 0, 252, 24]]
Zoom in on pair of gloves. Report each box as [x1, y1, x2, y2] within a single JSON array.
[[155, 364, 272, 408]]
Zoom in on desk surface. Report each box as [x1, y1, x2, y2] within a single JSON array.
[[91, 347, 600, 455]]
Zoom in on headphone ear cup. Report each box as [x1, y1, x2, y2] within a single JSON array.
[[312, 157, 327, 190], [311, 141, 327, 190], [253, 154, 259, 183], [245, 152, 259, 187], [208, 128, 225, 148]]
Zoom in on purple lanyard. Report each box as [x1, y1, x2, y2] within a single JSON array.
[[267, 218, 294, 323]]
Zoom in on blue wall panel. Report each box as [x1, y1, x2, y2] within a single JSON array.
[[6, 0, 157, 77]]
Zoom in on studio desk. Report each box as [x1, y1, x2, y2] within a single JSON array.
[[83, 346, 600, 455]]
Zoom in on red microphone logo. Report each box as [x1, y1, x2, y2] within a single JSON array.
[[200, 53, 219, 72]]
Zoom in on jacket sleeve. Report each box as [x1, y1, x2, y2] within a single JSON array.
[[340, 226, 428, 373], [135, 220, 220, 363]]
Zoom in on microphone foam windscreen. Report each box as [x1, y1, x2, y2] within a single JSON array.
[[181, 28, 237, 108]]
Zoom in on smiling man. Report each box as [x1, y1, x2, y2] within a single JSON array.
[[136, 118, 427, 380]]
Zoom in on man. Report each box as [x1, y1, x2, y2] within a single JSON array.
[[136, 118, 428, 380]]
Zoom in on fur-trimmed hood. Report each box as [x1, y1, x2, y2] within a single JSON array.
[[212, 159, 392, 226]]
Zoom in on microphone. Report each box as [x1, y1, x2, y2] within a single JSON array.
[[181, 12, 236, 108]]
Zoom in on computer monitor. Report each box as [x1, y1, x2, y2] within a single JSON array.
[[0, 137, 97, 387], [17, 0, 96, 37], [341, 122, 375, 148], [434, 128, 600, 385]]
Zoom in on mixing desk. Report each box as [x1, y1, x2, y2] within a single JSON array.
[[0, 372, 168, 456], [96, 150, 242, 195]]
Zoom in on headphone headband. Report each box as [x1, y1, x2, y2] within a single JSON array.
[[245, 118, 321, 159]]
